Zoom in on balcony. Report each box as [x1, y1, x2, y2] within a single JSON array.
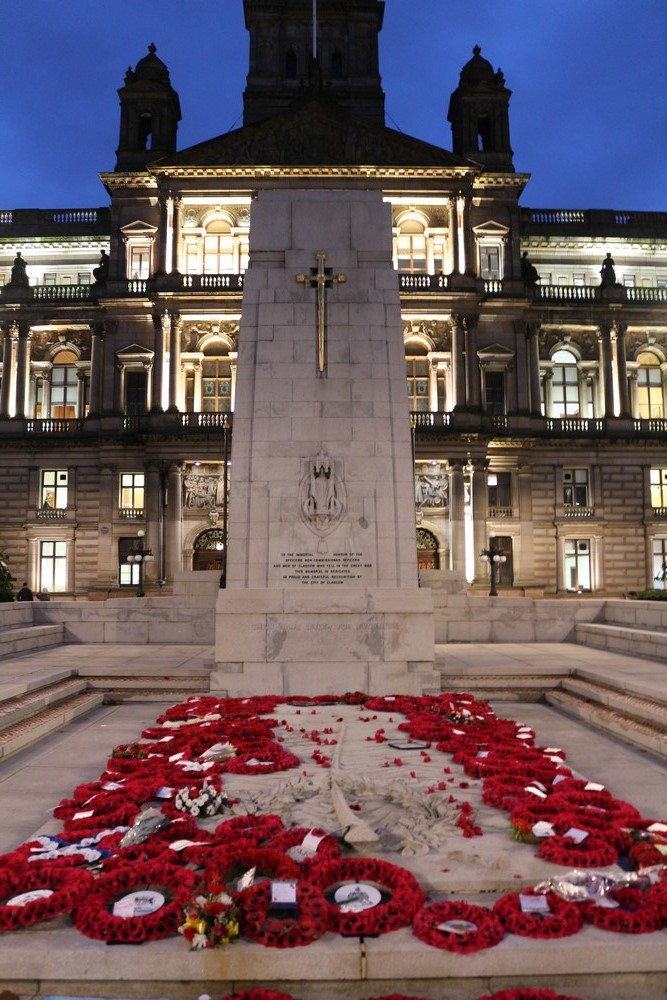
[[562, 505, 595, 518], [0, 207, 110, 236]]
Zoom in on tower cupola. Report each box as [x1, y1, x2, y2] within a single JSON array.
[[447, 45, 514, 172], [115, 43, 182, 172]]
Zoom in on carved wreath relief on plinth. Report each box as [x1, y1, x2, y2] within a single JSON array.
[[298, 450, 346, 549]]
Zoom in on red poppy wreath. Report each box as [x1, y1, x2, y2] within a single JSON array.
[[0, 863, 93, 932], [237, 879, 329, 947], [412, 900, 504, 954], [492, 890, 583, 939]]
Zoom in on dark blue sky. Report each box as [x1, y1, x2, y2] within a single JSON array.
[[2, 0, 666, 211]]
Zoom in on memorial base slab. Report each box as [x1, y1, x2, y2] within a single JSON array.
[[213, 586, 438, 696]]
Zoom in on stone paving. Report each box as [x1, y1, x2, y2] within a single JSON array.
[[0, 642, 666, 999]]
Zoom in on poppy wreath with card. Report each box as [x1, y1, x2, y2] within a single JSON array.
[[412, 899, 504, 954], [309, 857, 425, 937], [72, 860, 197, 943], [0, 862, 93, 932], [237, 878, 329, 947], [536, 831, 618, 868], [580, 886, 665, 934], [219, 991, 297, 1000], [203, 846, 300, 891], [492, 890, 583, 939], [264, 826, 341, 872], [476, 990, 585, 1000]]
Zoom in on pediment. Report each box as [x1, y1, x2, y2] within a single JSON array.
[[472, 220, 510, 237], [477, 342, 515, 360], [152, 97, 477, 171], [120, 220, 158, 236], [116, 343, 154, 359]]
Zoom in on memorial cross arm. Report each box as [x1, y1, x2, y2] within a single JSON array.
[[296, 251, 346, 375]]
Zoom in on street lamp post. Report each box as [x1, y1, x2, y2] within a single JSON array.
[[126, 529, 154, 598], [480, 536, 507, 597]]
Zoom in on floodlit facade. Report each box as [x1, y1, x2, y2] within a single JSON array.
[[1, 0, 666, 599]]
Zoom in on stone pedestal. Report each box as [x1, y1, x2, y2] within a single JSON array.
[[214, 189, 437, 695]]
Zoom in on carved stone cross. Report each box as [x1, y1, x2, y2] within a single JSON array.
[[296, 251, 346, 375]]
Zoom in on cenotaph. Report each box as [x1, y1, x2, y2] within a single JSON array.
[[213, 188, 437, 696]]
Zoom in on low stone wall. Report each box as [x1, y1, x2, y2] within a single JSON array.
[[432, 594, 606, 643]]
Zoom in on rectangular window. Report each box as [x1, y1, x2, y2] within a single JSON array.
[[485, 371, 505, 415], [129, 246, 150, 279], [572, 273, 586, 286], [480, 247, 500, 279], [78, 272, 91, 285], [43, 273, 57, 286], [623, 274, 636, 287], [653, 538, 667, 590], [564, 538, 591, 591], [650, 468, 667, 509], [563, 468, 589, 507], [118, 537, 140, 586], [119, 473, 145, 513], [488, 472, 512, 509], [41, 470, 68, 509], [125, 370, 147, 416], [40, 540, 67, 593], [185, 242, 199, 274]]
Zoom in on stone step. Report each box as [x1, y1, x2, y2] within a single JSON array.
[[0, 622, 65, 659], [437, 670, 565, 701], [0, 675, 88, 732], [560, 675, 667, 728], [574, 620, 667, 661], [546, 687, 667, 762], [92, 674, 211, 702], [0, 689, 104, 761]]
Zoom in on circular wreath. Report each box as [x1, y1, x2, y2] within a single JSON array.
[[361, 995, 431, 1000], [492, 890, 583, 939], [222, 743, 301, 775], [237, 879, 329, 947], [203, 846, 300, 890], [309, 858, 424, 937], [581, 887, 664, 934], [412, 899, 504, 954], [536, 833, 618, 868], [0, 863, 93, 932], [214, 813, 285, 845], [72, 860, 197, 943], [264, 827, 341, 872]]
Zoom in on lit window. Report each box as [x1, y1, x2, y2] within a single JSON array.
[[118, 538, 141, 586], [636, 352, 663, 419], [488, 472, 512, 509], [119, 473, 145, 512], [480, 247, 500, 280], [623, 274, 636, 287], [650, 468, 667, 510], [40, 540, 67, 593], [406, 348, 429, 412], [78, 272, 91, 285], [204, 219, 234, 274], [44, 273, 57, 286], [50, 351, 79, 418], [563, 468, 589, 508], [396, 220, 426, 273], [564, 538, 591, 591], [202, 343, 232, 412], [550, 349, 580, 417], [41, 470, 68, 509], [573, 273, 586, 286], [652, 538, 667, 589], [129, 246, 150, 279]]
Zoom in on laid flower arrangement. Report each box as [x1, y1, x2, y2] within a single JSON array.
[[173, 778, 229, 817], [179, 887, 240, 949]]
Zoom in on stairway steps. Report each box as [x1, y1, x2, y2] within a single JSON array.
[[0, 623, 65, 659], [0, 676, 87, 730], [546, 688, 667, 762], [574, 621, 667, 661], [0, 690, 104, 760], [560, 676, 667, 728]]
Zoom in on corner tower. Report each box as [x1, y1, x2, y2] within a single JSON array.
[[115, 44, 182, 172], [447, 45, 514, 172], [242, 0, 386, 125]]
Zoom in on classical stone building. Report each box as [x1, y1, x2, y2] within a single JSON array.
[[1, 0, 666, 598]]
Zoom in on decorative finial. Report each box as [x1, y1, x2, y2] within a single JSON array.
[[473, 45, 481, 57], [148, 42, 157, 55]]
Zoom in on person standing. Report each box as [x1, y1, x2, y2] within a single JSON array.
[[16, 582, 34, 601]]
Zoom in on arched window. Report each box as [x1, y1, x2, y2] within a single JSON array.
[[201, 341, 232, 413], [204, 218, 234, 274], [396, 219, 427, 273], [138, 112, 153, 151], [636, 351, 664, 419], [50, 350, 79, 419], [550, 348, 581, 417]]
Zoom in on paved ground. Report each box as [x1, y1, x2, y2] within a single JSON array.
[[0, 641, 666, 999]]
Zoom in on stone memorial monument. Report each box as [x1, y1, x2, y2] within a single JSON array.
[[213, 188, 437, 696]]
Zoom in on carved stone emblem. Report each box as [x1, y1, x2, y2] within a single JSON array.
[[298, 450, 346, 540]]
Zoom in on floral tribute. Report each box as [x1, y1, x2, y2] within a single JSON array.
[[412, 900, 504, 954], [0, 686, 663, 963], [476, 991, 584, 1000], [219, 991, 297, 1000]]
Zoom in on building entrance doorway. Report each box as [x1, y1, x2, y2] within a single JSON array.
[[416, 528, 439, 570], [192, 529, 225, 571]]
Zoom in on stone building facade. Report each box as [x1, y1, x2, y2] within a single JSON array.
[[1, 0, 666, 598]]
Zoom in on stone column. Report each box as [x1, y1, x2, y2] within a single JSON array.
[[0, 325, 15, 418], [629, 371, 638, 419], [167, 313, 182, 412], [144, 461, 162, 586], [165, 461, 183, 582], [598, 322, 615, 418], [464, 316, 480, 409], [88, 323, 104, 418], [172, 198, 183, 274], [447, 198, 459, 274], [158, 197, 170, 274], [76, 369, 87, 417], [100, 319, 117, 416], [448, 462, 466, 573], [526, 323, 543, 416], [457, 194, 471, 275], [428, 358, 439, 411], [615, 321, 631, 417], [95, 464, 116, 588], [543, 369, 553, 417], [450, 315, 466, 409], [471, 463, 488, 584], [151, 312, 167, 412], [14, 322, 32, 418], [514, 464, 536, 587]]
